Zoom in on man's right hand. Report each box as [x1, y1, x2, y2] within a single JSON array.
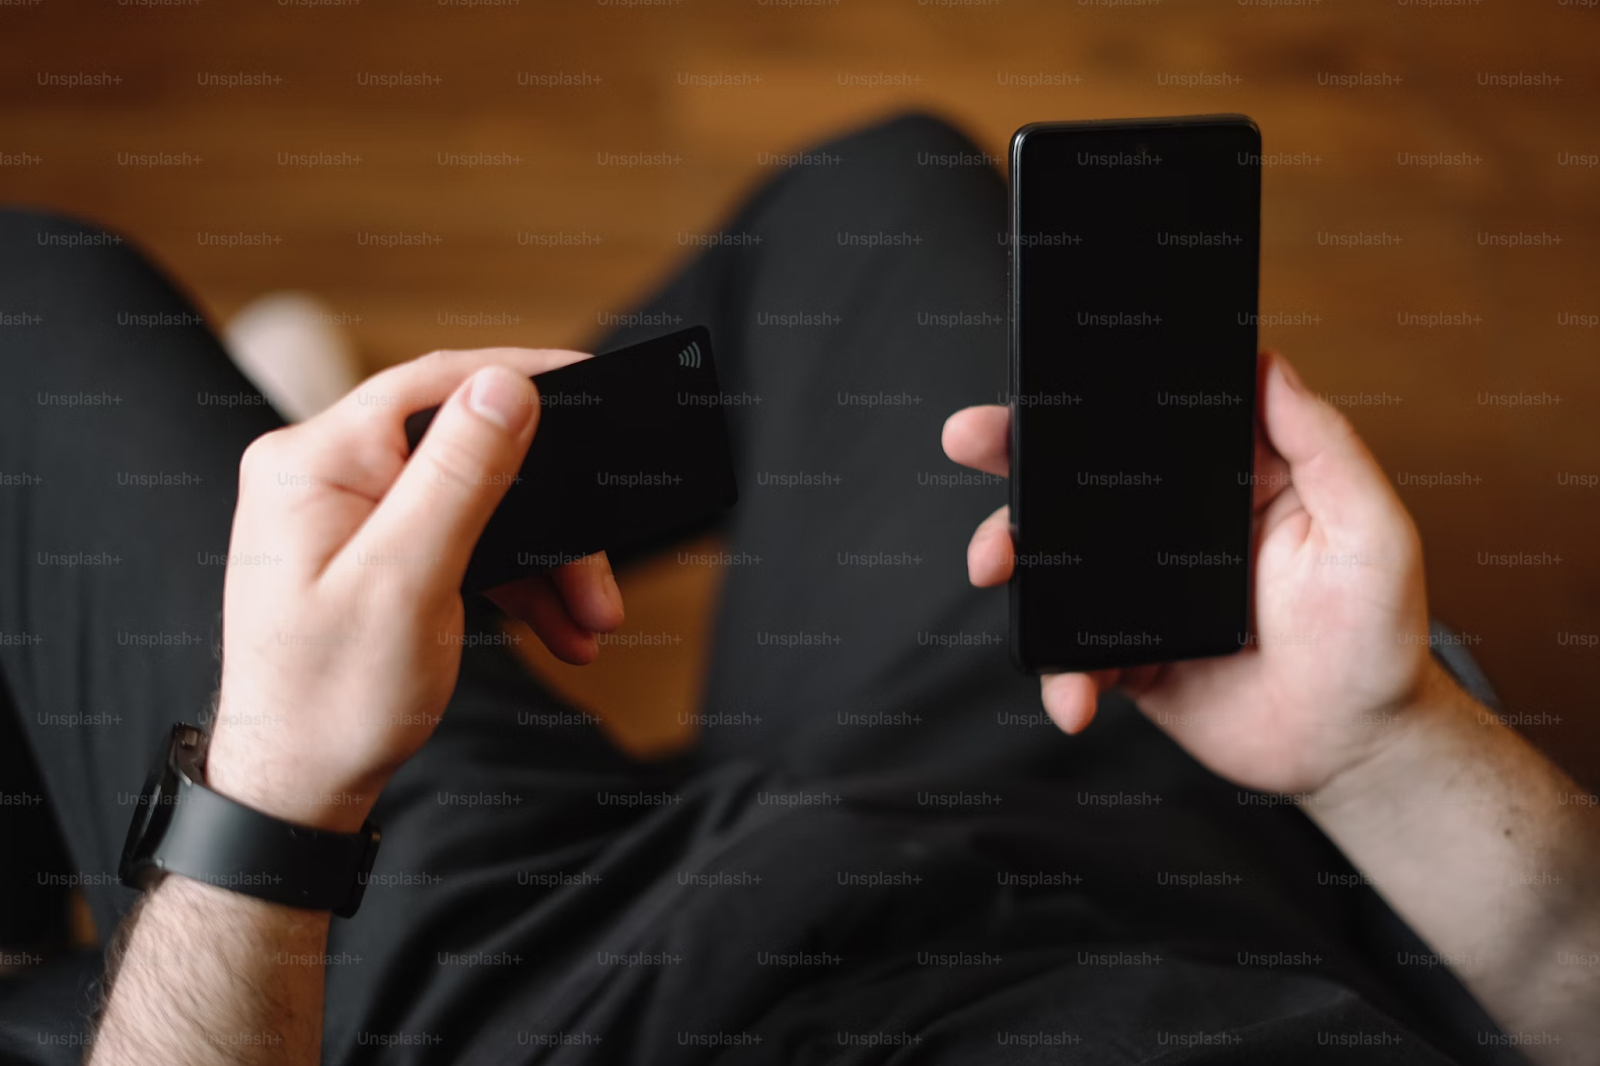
[[941, 351, 1443, 800], [946, 350, 1600, 1065]]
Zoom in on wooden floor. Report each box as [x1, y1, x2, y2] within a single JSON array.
[[3, 1, 1598, 781]]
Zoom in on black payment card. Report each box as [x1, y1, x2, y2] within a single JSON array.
[[403, 326, 738, 593]]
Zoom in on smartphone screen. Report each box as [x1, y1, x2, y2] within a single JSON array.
[[1009, 116, 1260, 673]]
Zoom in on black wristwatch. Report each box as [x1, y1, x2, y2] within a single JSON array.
[[119, 723, 382, 919]]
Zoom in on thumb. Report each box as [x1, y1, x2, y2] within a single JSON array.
[[345, 365, 539, 592], [1261, 351, 1404, 541]]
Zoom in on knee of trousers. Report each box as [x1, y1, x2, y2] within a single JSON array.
[[755, 110, 1006, 237]]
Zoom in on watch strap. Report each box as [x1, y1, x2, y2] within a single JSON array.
[[132, 776, 380, 918], [120, 724, 381, 918]]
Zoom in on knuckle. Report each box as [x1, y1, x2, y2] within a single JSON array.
[[420, 428, 492, 495], [354, 364, 417, 411], [1318, 402, 1358, 445], [1393, 511, 1425, 565], [238, 429, 289, 489], [419, 348, 472, 369]]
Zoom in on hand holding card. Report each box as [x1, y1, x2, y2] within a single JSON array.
[[403, 326, 739, 594]]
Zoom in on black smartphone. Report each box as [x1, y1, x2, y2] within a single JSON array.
[[403, 325, 738, 594], [1008, 115, 1261, 673]]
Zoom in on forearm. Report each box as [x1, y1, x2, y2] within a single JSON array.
[[89, 875, 329, 1066], [1307, 662, 1600, 1064]]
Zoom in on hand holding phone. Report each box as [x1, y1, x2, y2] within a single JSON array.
[[944, 349, 1439, 798], [978, 116, 1440, 793]]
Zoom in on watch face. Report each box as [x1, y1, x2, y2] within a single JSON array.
[[119, 738, 179, 883]]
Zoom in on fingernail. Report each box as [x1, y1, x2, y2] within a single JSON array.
[[1275, 355, 1307, 397], [603, 571, 624, 619], [467, 367, 534, 432]]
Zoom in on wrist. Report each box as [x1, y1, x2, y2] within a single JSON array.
[[1307, 658, 1480, 821], [158, 866, 335, 933], [203, 727, 383, 836]]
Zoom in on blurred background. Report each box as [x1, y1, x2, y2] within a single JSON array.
[[1, 0, 1597, 782]]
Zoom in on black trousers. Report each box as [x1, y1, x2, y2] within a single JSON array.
[[0, 114, 1507, 1065]]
